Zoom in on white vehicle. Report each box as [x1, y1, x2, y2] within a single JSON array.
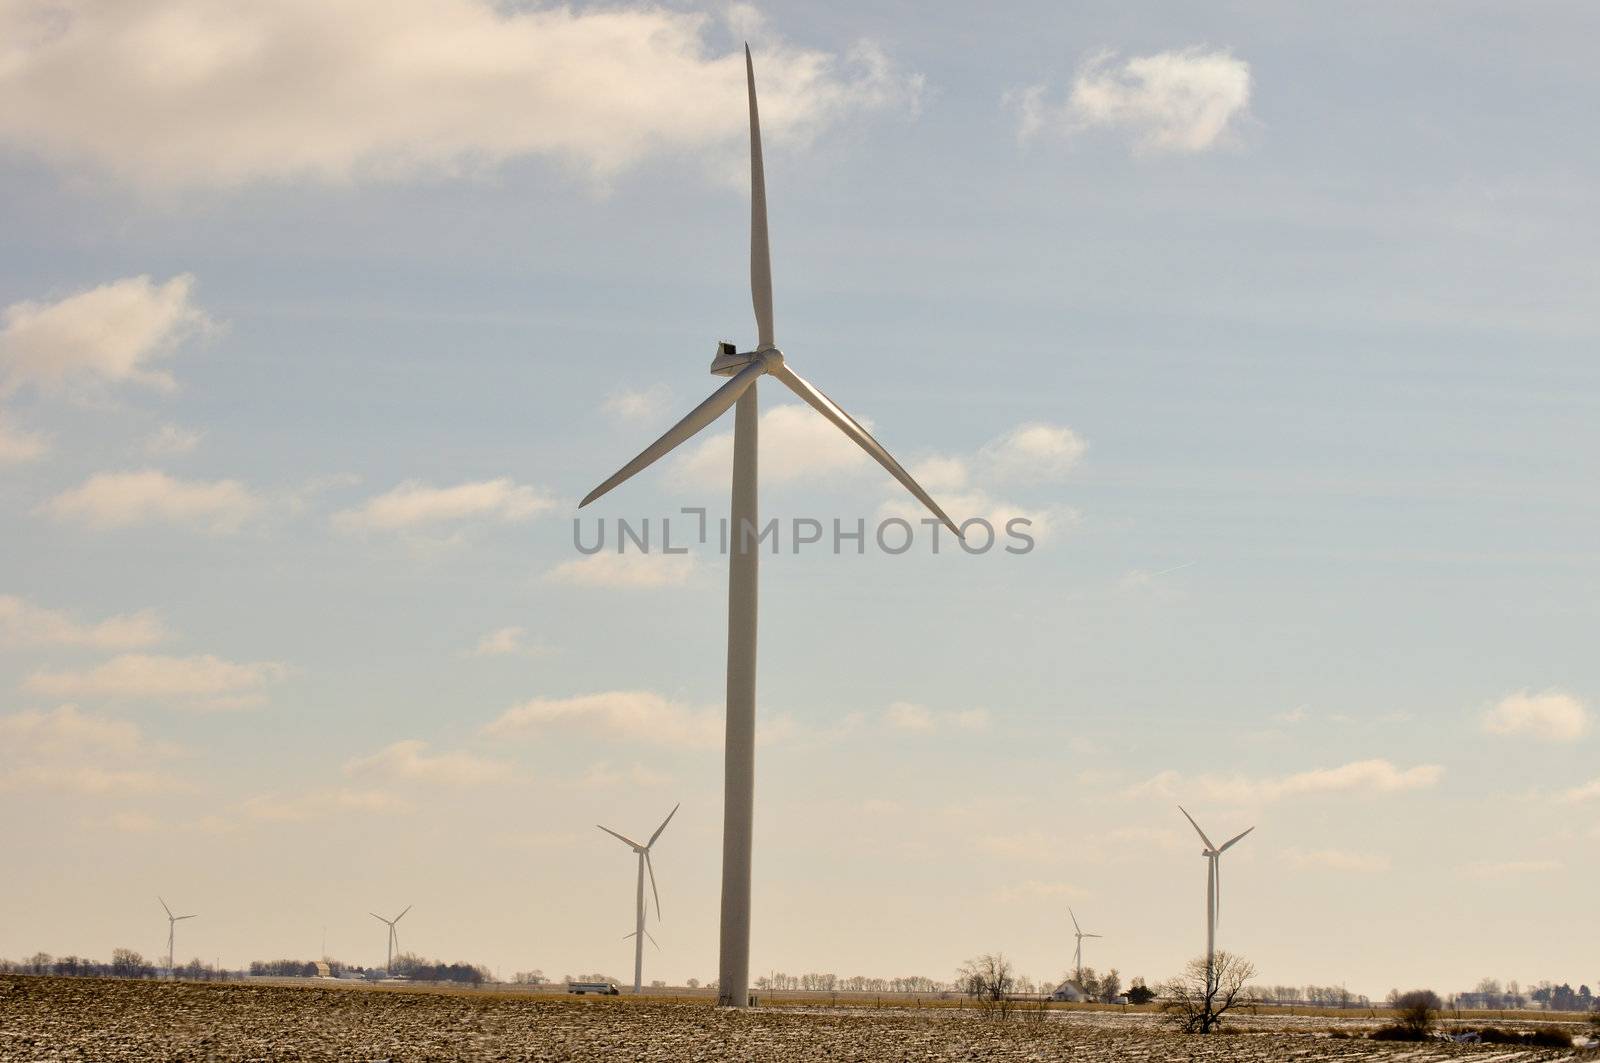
[[568, 981, 620, 996]]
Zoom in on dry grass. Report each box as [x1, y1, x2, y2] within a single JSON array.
[[1, 975, 1591, 1062]]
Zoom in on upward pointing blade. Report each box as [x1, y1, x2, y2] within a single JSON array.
[[647, 803, 679, 849], [645, 850, 662, 920], [1218, 826, 1254, 853], [1069, 907, 1082, 934], [771, 362, 961, 537], [745, 44, 773, 350], [580, 359, 766, 508], [393, 905, 412, 923], [159, 896, 173, 919], [1179, 805, 1216, 851], [597, 824, 645, 850]]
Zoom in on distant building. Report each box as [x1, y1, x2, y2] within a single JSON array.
[[313, 962, 332, 979], [1050, 981, 1088, 1002]]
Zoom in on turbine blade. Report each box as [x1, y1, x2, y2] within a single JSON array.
[[622, 931, 638, 940], [1085, 933, 1102, 939], [1179, 805, 1216, 851], [645, 929, 660, 950], [580, 360, 766, 508], [645, 850, 662, 920], [1069, 907, 1081, 934], [597, 824, 645, 850], [159, 896, 173, 918], [745, 44, 773, 350], [394, 905, 411, 923], [771, 363, 961, 537], [177, 914, 197, 921], [647, 803, 679, 849], [1218, 826, 1255, 853], [370, 913, 389, 925]]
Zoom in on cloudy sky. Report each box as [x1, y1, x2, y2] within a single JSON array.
[[1, 0, 1596, 996]]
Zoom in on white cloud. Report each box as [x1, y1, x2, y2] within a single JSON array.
[[546, 552, 696, 589], [992, 879, 1084, 903], [485, 690, 724, 750], [1283, 847, 1391, 874], [25, 652, 290, 708], [1465, 859, 1563, 879], [0, 415, 48, 462], [883, 701, 990, 733], [671, 403, 873, 490], [580, 761, 674, 789], [1273, 705, 1311, 724], [1, 274, 212, 396], [0, 764, 191, 794], [0, 595, 169, 650], [0, 705, 187, 793], [603, 385, 671, 424], [881, 459, 1066, 545], [144, 422, 203, 456], [40, 469, 263, 532], [468, 625, 551, 658], [1481, 690, 1589, 742], [0, 704, 151, 756], [975, 830, 1060, 862], [979, 423, 1086, 483], [1128, 758, 1444, 804], [1555, 778, 1600, 805], [334, 478, 553, 532], [1012, 47, 1251, 154], [242, 787, 409, 823], [344, 739, 511, 787], [0, 2, 922, 189]]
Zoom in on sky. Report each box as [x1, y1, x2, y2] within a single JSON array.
[[0, 0, 1596, 999]]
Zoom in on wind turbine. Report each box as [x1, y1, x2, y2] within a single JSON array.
[[369, 905, 411, 974], [1179, 806, 1253, 992], [597, 803, 679, 994], [158, 897, 195, 980], [579, 45, 962, 1009], [1068, 907, 1102, 987]]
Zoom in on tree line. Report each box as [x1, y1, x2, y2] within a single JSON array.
[[0, 950, 226, 980]]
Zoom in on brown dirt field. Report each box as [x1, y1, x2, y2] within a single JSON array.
[[1, 976, 1593, 1062]]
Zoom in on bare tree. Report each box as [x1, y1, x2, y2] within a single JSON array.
[[1099, 968, 1122, 1003], [1159, 951, 1256, 1033], [957, 953, 1015, 1020]]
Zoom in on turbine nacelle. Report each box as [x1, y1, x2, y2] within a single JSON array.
[[710, 341, 782, 376]]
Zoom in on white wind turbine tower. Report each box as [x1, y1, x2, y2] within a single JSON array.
[[579, 46, 962, 1008], [597, 803, 679, 994], [1068, 907, 1102, 987], [1179, 806, 1253, 993], [369, 905, 411, 974], [158, 897, 195, 980]]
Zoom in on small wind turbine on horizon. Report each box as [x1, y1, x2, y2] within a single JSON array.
[[598, 804, 678, 995], [1068, 907, 1102, 986], [1179, 806, 1253, 992], [579, 44, 963, 1009], [369, 904, 411, 974], [158, 896, 195, 980]]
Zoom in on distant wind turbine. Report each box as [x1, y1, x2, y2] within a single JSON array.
[[1179, 806, 1253, 990], [579, 45, 962, 1009], [1068, 907, 1102, 986], [597, 804, 679, 994], [369, 905, 411, 974], [158, 896, 195, 980]]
